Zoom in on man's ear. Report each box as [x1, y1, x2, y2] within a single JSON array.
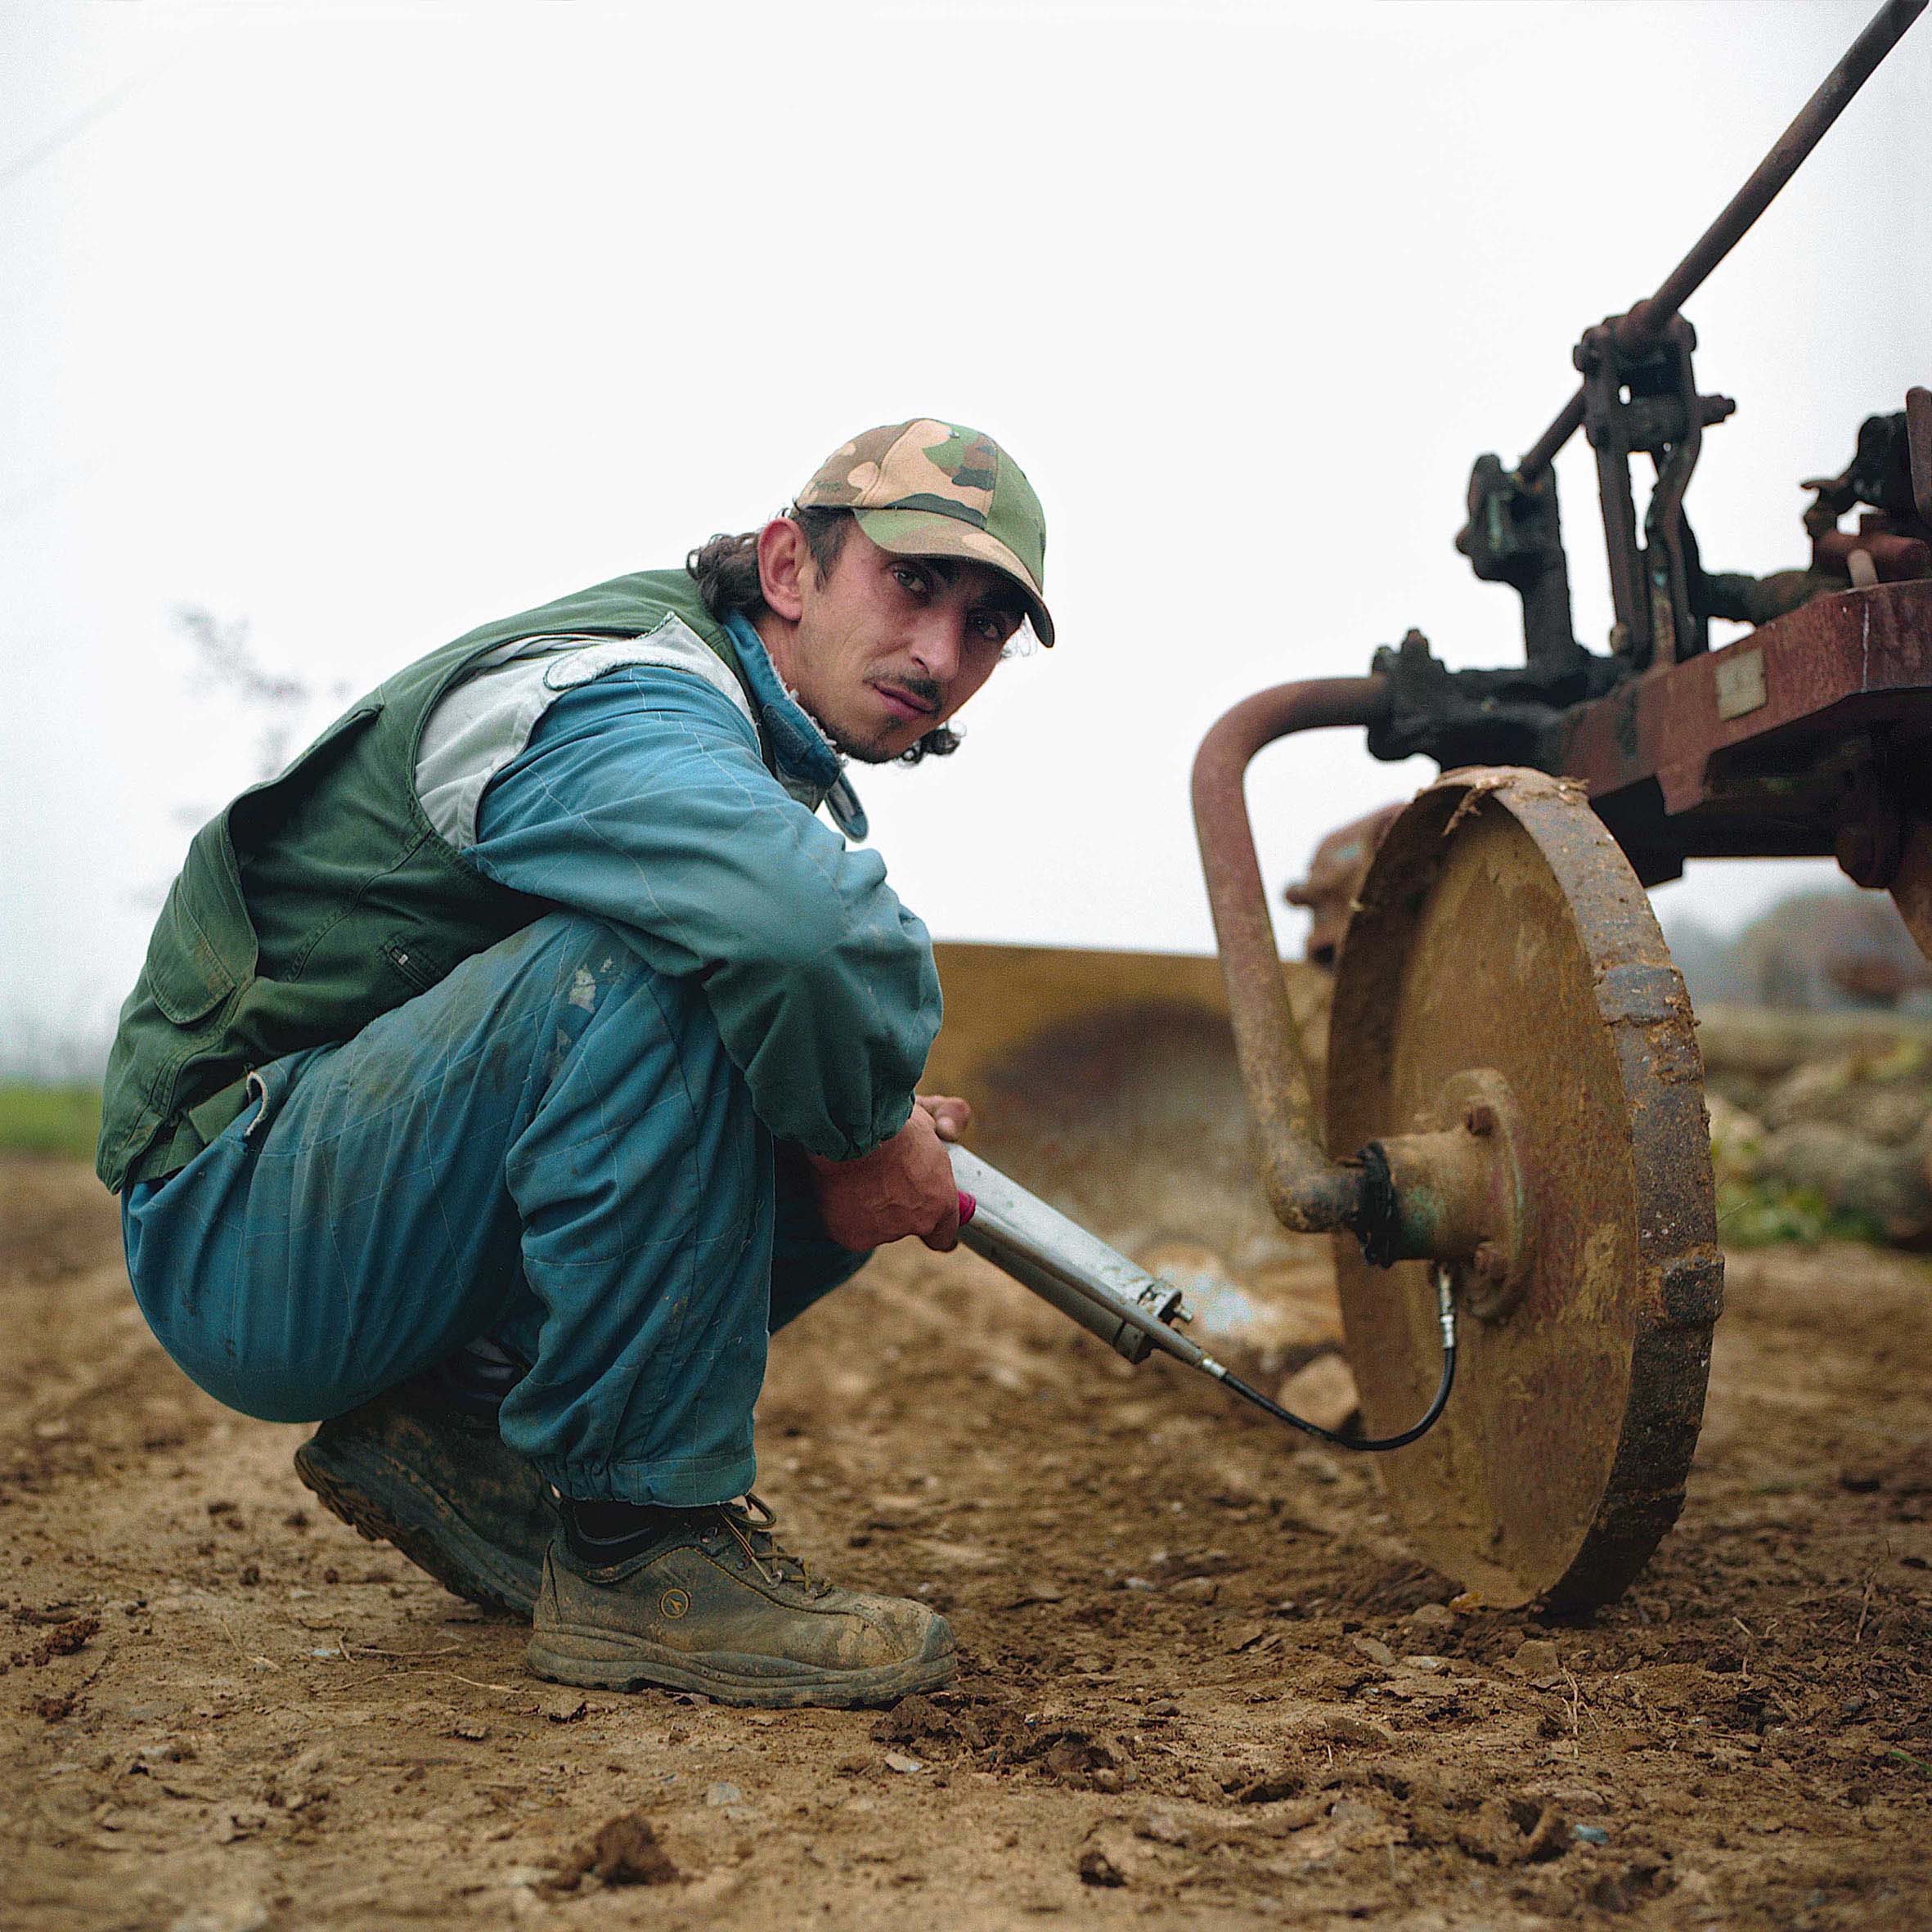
[[757, 519, 811, 623]]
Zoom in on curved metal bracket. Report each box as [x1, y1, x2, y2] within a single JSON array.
[[1189, 675, 1391, 1235]]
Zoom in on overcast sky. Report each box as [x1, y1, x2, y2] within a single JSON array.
[[4, 0, 1928, 1065]]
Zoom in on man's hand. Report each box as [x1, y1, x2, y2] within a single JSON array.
[[913, 1092, 972, 1143], [806, 1097, 972, 1252]]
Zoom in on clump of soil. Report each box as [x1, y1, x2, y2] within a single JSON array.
[[7, 1611, 99, 1671], [541, 1808, 679, 1894]]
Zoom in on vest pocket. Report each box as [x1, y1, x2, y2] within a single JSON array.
[[144, 882, 240, 1026], [381, 932, 452, 995]]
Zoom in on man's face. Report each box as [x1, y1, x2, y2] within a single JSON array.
[[780, 524, 1025, 763]]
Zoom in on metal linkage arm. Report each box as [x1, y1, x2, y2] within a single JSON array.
[[1513, 0, 1925, 488]]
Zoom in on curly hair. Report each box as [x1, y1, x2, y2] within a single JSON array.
[[685, 509, 962, 764]]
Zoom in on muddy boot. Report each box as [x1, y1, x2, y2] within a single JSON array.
[[527, 1495, 955, 1708], [294, 1380, 553, 1619]]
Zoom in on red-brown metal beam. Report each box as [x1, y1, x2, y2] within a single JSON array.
[[1555, 582, 1932, 824]]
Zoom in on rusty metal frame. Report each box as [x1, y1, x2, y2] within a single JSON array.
[[1177, 0, 1924, 1615], [1555, 580, 1932, 881]]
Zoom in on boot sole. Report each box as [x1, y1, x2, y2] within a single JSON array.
[[294, 1436, 542, 1621], [526, 1628, 958, 1710]]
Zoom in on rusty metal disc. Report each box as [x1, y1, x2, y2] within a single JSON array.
[[1327, 768, 1723, 1612]]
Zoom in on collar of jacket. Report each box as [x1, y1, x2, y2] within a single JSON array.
[[724, 612, 869, 842]]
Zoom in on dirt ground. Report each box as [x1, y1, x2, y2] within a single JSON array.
[[3, 1141, 1930, 1932]]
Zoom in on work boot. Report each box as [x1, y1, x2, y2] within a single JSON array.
[[294, 1379, 553, 1619], [527, 1494, 956, 1708]]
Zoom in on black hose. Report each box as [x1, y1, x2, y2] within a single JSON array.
[[1219, 1343, 1456, 1452], [1213, 1265, 1459, 1451]]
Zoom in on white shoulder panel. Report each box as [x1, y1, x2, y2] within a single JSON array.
[[416, 615, 757, 850]]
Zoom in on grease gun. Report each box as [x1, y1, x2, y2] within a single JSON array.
[[945, 1143, 1456, 1453]]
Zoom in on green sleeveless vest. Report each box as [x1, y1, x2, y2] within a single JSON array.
[[97, 569, 751, 1192]]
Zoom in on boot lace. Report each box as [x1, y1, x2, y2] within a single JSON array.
[[719, 1494, 831, 1598]]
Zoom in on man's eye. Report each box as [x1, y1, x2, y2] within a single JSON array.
[[892, 564, 927, 594], [973, 614, 1009, 644]]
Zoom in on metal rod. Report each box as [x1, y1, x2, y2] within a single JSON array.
[[1513, 0, 1925, 486], [1189, 675, 1392, 1234]]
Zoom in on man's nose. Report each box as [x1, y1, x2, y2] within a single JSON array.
[[905, 609, 962, 684]]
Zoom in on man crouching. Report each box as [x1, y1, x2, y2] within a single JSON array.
[[99, 420, 1054, 1707]]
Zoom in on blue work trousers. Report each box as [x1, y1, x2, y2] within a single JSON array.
[[121, 914, 869, 1505]]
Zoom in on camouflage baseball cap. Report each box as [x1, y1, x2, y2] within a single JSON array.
[[795, 419, 1054, 645]]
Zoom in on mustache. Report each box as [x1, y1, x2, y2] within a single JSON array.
[[882, 674, 943, 713]]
